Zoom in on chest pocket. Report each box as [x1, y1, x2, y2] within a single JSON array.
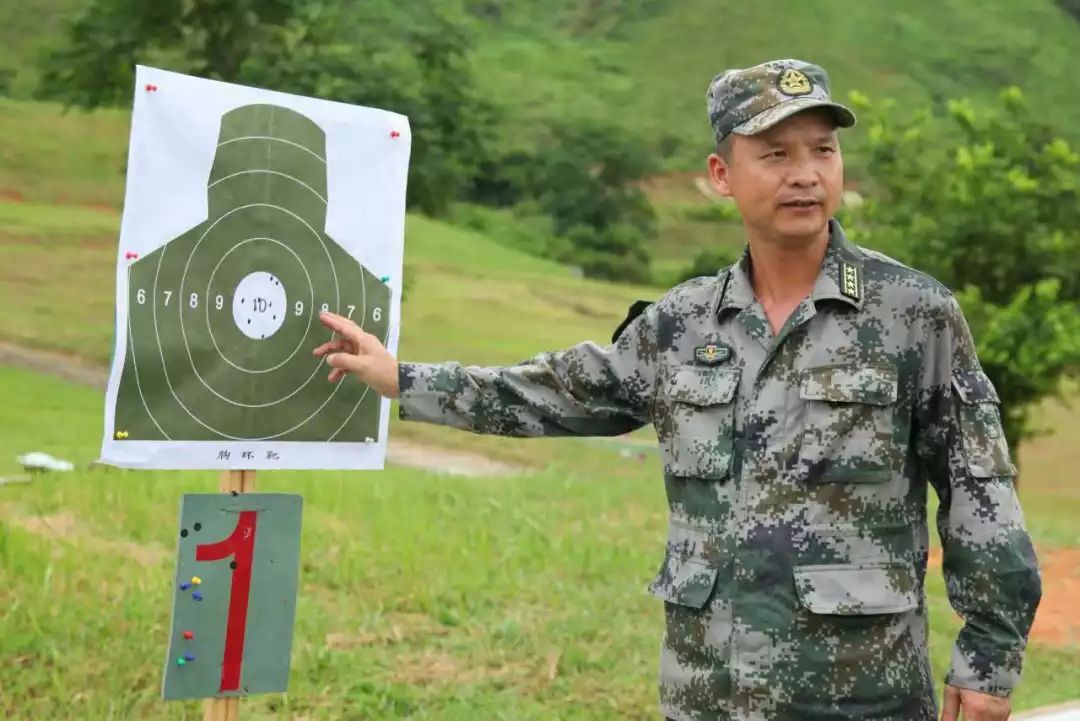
[[952, 368, 1016, 478], [798, 363, 899, 484], [659, 366, 740, 480]]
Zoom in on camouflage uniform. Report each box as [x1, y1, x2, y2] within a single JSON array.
[[397, 60, 1041, 721]]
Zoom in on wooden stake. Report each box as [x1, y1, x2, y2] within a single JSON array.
[[203, 469, 255, 721]]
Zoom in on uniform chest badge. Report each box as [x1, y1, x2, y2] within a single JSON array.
[[694, 343, 732, 365]]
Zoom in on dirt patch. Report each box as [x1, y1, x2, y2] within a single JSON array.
[[326, 612, 451, 651], [0, 188, 25, 203], [0, 341, 523, 477], [388, 439, 522, 477], [389, 650, 531, 686], [0, 341, 108, 388], [928, 546, 1080, 646], [3, 506, 169, 567]]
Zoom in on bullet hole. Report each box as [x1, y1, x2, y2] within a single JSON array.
[[180, 529, 188, 538]]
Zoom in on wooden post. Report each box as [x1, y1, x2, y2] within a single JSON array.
[[203, 469, 255, 721]]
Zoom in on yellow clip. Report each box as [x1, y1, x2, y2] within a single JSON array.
[[115, 430, 129, 440], [191, 576, 202, 585]]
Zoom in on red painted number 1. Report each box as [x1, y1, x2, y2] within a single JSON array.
[[196, 510, 258, 692]]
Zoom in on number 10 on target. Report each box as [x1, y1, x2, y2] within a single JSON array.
[[162, 494, 303, 700]]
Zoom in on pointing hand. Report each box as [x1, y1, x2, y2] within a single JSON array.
[[312, 311, 399, 398]]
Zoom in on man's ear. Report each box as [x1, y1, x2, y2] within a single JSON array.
[[707, 153, 733, 198]]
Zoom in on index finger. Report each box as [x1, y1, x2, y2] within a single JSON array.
[[318, 311, 364, 342]]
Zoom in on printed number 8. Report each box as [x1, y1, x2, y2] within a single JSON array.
[[189, 293, 198, 309]]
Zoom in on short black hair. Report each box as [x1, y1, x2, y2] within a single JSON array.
[[715, 135, 733, 164]]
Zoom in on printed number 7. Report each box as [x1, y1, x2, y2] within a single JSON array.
[[195, 510, 258, 692]]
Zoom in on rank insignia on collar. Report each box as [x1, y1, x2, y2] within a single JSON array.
[[694, 343, 732, 365], [840, 261, 861, 301]]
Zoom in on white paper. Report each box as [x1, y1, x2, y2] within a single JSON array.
[[100, 66, 410, 470]]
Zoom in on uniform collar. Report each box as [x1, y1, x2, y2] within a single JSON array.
[[714, 219, 864, 319], [813, 219, 865, 310]]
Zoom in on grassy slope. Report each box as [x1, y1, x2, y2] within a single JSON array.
[[8, 0, 1080, 171], [0, 23, 1079, 715], [7, 1, 1080, 277], [472, 0, 1080, 169]]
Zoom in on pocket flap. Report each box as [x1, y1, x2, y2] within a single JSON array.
[[800, 364, 898, 405], [952, 368, 1000, 404], [648, 558, 718, 608], [668, 366, 739, 407], [648, 522, 719, 608], [793, 563, 918, 615]]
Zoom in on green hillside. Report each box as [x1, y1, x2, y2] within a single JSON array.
[[5, 0, 1080, 171], [1, 6, 1080, 718], [472, 0, 1080, 169]]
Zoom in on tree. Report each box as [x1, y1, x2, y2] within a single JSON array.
[[37, 0, 494, 216], [37, 0, 298, 108], [469, 119, 658, 283], [242, 2, 496, 216], [846, 88, 1080, 463]]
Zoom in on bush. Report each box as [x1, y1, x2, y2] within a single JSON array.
[[466, 119, 658, 283], [676, 244, 744, 284], [847, 87, 1080, 459]]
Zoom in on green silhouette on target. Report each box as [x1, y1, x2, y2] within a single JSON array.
[[115, 104, 390, 442]]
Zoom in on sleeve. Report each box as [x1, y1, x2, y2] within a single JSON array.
[[913, 293, 1042, 697], [395, 303, 658, 438]]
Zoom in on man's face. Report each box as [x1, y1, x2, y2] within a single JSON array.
[[707, 109, 843, 245]]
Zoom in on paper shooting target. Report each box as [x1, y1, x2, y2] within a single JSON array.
[[101, 67, 409, 469]]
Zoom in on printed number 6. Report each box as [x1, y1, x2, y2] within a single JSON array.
[[373, 308, 382, 322], [136, 288, 146, 304]]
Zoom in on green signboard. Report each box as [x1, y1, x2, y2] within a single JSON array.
[[162, 493, 303, 700]]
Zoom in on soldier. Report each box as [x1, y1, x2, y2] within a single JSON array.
[[312, 59, 1041, 721]]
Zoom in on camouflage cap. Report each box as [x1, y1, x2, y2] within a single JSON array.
[[706, 59, 856, 145]]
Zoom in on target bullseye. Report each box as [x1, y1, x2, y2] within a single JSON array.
[[232, 272, 287, 340]]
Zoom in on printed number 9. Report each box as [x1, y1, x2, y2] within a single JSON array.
[[295, 301, 303, 316], [373, 308, 382, 322], [136, 288, 146, 304], [215, 294, 224, 310], [189, 293, 198, 309]]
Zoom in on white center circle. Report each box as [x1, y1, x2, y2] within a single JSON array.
[[232, 271, 287, 340]]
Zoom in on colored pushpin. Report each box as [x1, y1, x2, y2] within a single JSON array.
[[192, 591, 203, 601], [191, 576, 202, 585], [124, 251, 138, 260], [176, 657, 187, 667], [380, 276, 390, 283], [182, 631, 194, 640], [145, 84, 158, 92], [390, 130, 400, 138], [184, 653, 195, 662], [179, 582, 191, 591]]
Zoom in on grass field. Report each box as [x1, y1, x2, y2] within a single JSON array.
[[2, 177, 1080, 719], [2, 365, 1080, 719]]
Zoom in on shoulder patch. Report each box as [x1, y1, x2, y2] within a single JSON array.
[[840, 261, 861, 301], [611, 300, 653, 343]]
